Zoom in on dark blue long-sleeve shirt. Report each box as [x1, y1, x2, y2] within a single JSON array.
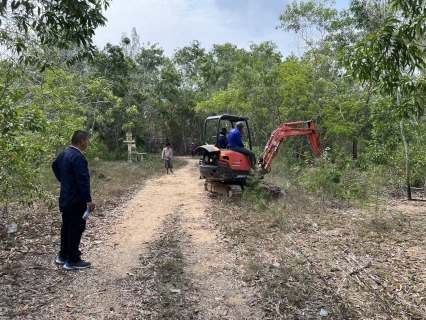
[[218, 134, 228, 148], [227, 128, 244, 148], [52, 147, 92, 207]]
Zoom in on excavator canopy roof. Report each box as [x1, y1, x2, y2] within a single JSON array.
[[204, 115, 249, 122], [202, 114, 252, 148]]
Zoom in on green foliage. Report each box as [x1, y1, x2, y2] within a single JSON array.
[[242, 175, 274, 205], [298, 164, 341, 200], [278, 0, 338, 34], [0, 78, 52, 210], [93, 45, 130, 97], [344, 0, 426, 118], [364, 96, 426, 189], [0, 0, 110, 67], [33, 68, 124, 156], [297, 149, 395, 205], [276, 59, 320, 121], [33, 68, 87, 153], [0, 59, 124, 211], [84, 133, 116, 161], [365, 98, 400, 165], [173, 40, 206, 88], [2, 0, 426, 213]]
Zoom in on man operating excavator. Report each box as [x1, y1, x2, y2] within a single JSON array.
[[227, 121, 257, 170]]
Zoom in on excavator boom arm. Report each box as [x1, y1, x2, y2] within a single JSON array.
[[259, 120, 324, 172]]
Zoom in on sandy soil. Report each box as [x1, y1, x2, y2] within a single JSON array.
[[39, 158, 257, 319]]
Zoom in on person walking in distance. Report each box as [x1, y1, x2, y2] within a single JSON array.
[[52, 130, 95, 270], [162, 143, 174, 174], [189, 143, 196, 157]]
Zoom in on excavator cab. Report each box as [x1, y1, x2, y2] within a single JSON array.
[[195, 115, 255, 197], [201, 115, 253, 149]]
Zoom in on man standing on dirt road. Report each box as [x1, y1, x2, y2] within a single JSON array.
[[52, 130, 96, 270], [162, 143, 174, 174]]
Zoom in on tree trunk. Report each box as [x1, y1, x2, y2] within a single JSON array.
[[181, 122, 186, 155], [400, 119, 412, 200], [353, 140, 358, 159], [424, 173, 426, 197], [299, 138, 304, 163]]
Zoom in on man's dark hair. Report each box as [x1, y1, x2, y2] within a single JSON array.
[[71, 130, 89, 145], [166, 143, 171, 147]]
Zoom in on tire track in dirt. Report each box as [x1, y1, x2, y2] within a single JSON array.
[[179, 190, 262, 319], [42, 158, 258, 319]]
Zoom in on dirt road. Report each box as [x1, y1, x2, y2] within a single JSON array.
[[39, 158, 260, 319]]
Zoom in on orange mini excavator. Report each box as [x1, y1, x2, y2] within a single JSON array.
[[196, 115, 325, 197]]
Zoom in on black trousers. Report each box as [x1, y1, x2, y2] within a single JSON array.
[[59, 201, 86, 262]]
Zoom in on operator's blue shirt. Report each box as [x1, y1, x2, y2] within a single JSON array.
[[227, 128, 244, 148], [52, 146, 92, 207]]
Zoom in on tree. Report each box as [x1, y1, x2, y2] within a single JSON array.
[[0, 61, 49, 211], [344, 0, 426, 199], [344, 0, 426, 117], [173, 40, 206, 89], [132, 43, 168, 152], [34, 68, 123, 156], [277, 0, 390, 159], [277, 0, 338, 54], [121, 28, 141, 59]]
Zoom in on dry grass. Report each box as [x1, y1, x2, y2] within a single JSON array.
[[207, 185, 426, 319]]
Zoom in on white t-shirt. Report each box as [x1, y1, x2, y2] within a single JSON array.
[[162, 147, 173, 159]]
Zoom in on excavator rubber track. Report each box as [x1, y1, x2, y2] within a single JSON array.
[[204, 180, 282, 198], [204, 180, 243, 198]]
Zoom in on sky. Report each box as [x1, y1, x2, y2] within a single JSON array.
[[94, 0, 350, 58]]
